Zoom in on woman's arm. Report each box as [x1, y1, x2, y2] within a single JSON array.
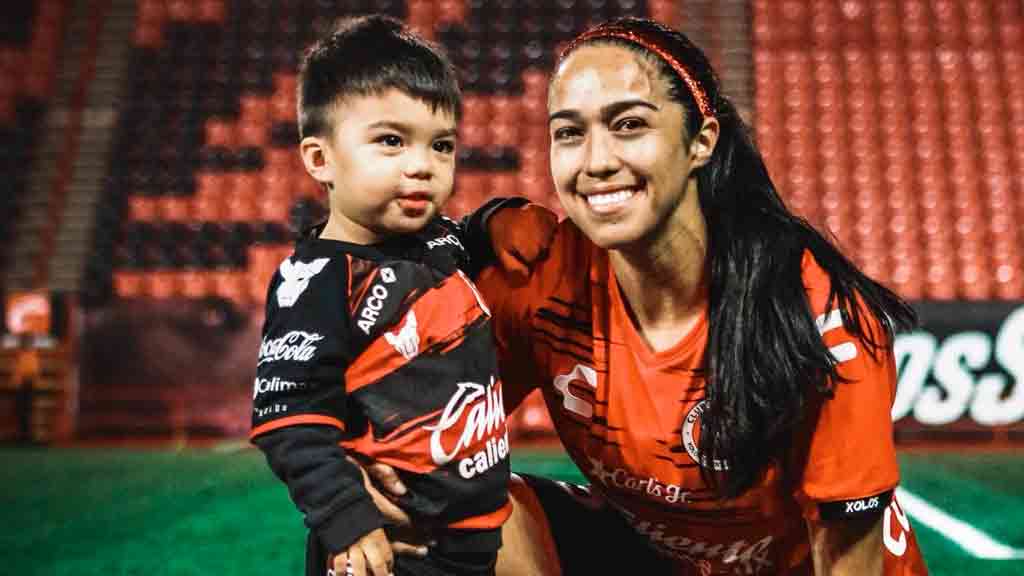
[[807, 513, 884, 575], [364, 465, 562, 575]]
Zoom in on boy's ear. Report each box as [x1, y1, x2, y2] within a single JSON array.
[[300, 136, 334, 186]]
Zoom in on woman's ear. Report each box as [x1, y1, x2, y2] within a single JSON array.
[[689, 116, 720, 169], [300, 136, 334, 186]]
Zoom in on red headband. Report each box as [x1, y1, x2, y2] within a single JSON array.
[[561, 26, 715, 119]]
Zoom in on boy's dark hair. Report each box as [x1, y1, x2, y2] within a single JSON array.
[[297, 14, 462, 140]]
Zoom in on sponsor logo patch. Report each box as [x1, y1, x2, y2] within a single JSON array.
[[276, 257, 330, 307], [424, 377, 508, 479], [356, 267, 397, 335], [426, 234, 464, 251], [252, 376, 304, 399], [258, 331, 324, 365], [587, 457, 692, 504], [819, 490, 893, 521]]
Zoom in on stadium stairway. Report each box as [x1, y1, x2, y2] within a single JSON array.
[[3, 0, 124, 292], [47, 0, 136, 293]]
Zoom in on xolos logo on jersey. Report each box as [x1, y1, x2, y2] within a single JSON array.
[[847, 496, 881, 513], [681, 400, 729, 471], [258, 331, 324, 365], [384, 311, 419, 359], [276, 257, 330, 307], [356, 267, 397, 335], [819, 491, 892, 520], [424, 377, 508, 479]]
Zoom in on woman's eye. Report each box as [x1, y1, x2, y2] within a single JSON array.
[[433, 140, 455, 154], [614, 118, 646, 132], [552, 126, 582, 141], [377, 134, 403, 147]]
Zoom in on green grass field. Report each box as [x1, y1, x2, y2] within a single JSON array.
[[5, 446, 1022, 575]]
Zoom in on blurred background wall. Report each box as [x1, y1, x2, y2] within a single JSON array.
[[1, 0, 1022, 446]]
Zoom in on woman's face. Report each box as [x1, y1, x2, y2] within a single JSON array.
[[548, 43, 701, 251]]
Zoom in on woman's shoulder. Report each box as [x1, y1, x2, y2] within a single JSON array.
[[547, 217, 599, 268], [799, 250, 838, 318], [799, 249, 889, 334]]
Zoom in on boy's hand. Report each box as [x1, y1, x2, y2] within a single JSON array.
[[487, 203, 558, 280], [332, 528, 393, 576]]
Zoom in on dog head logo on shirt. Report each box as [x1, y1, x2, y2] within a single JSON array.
[[276, 257, 330, 308]]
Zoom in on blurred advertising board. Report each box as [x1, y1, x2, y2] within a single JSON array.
[[894, 301, 1024, 443]]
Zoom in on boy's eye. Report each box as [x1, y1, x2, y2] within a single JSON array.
[[433, 139, 455, 154], [377, 134, 403, 147], [552, 126, 582, 142]]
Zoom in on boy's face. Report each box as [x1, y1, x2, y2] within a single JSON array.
[[302, 88, 457, 244]]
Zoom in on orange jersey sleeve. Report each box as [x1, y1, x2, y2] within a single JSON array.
[[475, 219, 586, 413], [792, 252, 901, 521]]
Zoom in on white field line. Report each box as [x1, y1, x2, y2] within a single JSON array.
[[896, 487, 1024, 560]]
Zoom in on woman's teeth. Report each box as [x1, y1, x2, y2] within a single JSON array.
[[586, 188, 635, 207]]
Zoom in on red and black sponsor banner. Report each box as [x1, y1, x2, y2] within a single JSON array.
[[894, 301, 1024, 443]]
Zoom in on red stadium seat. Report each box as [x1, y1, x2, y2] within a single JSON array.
[[145, 271, 179, 300], [160, 196, 191, 223], [113, 272, 145, 298], [179, 269, 213, 299]]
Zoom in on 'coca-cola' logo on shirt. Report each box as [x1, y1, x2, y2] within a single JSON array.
[[258, 331, 324, 366]]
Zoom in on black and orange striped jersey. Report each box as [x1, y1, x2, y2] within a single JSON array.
[[251, 216, 511, 558], [477, 220, 928, 575]]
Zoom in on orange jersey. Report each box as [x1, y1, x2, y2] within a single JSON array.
[[478, 220, 927, 575]]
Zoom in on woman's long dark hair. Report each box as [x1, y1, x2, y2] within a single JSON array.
[[566, 18, 917, 498]]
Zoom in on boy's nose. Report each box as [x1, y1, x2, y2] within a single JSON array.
[[403, 148, 433, 179]]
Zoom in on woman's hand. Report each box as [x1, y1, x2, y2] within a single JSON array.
[[353, 458, 432, 557]]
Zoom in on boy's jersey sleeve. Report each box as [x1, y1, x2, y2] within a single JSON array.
[[250, 253, 382, 554], [456, 196, 531, 278], [252, 254, 351, 435], [792, 254, 901, 523]]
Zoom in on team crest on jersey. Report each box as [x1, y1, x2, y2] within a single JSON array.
[[276, 257, 330, 307], [681, 400, 729, 471], [385, 311, 419, 359]]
